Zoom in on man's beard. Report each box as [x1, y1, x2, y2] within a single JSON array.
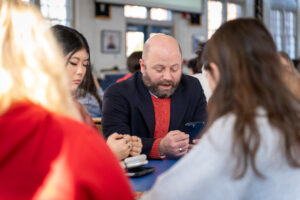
[[142, 72, 180, 98]]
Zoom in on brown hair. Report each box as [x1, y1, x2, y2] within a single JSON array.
[[202, 18, 300, 179], [278, 51, 300, 99], [279, 51, 295, 72], [127, 51, 142, 73]]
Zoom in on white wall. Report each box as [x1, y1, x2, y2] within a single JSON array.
[[75, 0, 127, 76], [173, 12, 206, 60], [74, 0, 300, 75], [74, 0, 207, 75]]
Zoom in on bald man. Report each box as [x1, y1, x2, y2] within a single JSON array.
[[102, 34, 207, 159]]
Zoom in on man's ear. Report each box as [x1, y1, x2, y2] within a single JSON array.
[[140, 59, 145, 74]]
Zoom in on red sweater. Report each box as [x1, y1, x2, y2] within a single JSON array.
[[149, 96, 171, 159], [0, 102, 134, 200]]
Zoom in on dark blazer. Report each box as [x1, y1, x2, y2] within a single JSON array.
[[102, 72, 207, 155]]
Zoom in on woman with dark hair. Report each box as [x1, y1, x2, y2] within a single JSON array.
[[52, 25, 102, 118], [142, 18, 300, 200], [52, 25, 142, 160]]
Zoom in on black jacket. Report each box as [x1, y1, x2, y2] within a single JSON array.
[[102, 72, 207, 155]]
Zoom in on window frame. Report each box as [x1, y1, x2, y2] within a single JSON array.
[[207, 0, 245, 39], [124, 5, 174, 57], [270, 7, 297, 59], [28, 0, 74, 27]]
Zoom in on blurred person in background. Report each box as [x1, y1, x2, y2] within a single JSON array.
[[52, 25, 142, 160], [117, 51, 143, 83], [0, 0, 134, 199], [186, 43, 211, 100], [142, 18, 300, 200]]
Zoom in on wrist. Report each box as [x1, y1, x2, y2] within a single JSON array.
[[158, 139, 166, 157]]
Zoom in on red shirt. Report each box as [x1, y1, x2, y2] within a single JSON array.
[[149, 95, 171, 159], [0, 102, 134, 200], [116, 73, 133, 83]]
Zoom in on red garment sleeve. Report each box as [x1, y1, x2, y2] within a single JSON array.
[[70, 130, 135, 200], [149, 138, 163, 159]]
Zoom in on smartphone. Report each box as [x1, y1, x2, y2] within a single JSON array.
[[126, 167, 155, 177], [185, 121, 205, 143]]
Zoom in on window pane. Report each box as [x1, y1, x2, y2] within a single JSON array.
[[150, 8, 172, 21], [124, 5, 147, 19], [40, 0, 71, 26], [150, 26, 171, 35], [126, 32, 144, 57], [284, 11, 295, 36], [283, 11, 296, 59], [227, 3, 242, 21], [270, 10, 282, 51], [208, 0, 223, 39]]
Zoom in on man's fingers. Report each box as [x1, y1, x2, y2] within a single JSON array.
[[192, 139, 200, 144], [170, 133, 189, 142], [173, 147, 188, 157]]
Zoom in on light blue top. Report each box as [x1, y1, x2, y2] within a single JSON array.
[[77, 88, 104, 118]]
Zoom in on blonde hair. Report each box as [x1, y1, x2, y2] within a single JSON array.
[[0, 0, 80, 120]]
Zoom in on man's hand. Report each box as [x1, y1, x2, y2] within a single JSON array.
[[107, 133, 132, 160], [188, 138, 200, 151], [129, 136, 143, 156], [159, 130, 189, 157]]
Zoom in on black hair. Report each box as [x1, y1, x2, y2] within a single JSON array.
[[52, 25, 102, 109], [187, 57, 201, 74]]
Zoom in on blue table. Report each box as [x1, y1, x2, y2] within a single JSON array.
[[130, 159, 177, 191]]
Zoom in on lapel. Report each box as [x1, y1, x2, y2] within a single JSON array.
[[136, 73, 155, 137], [169, 78, 188, 130]]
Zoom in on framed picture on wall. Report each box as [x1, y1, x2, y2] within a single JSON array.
[[192, 34, 205, 53], [101, 30, 121, 54]]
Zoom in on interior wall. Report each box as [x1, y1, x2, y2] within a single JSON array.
[[75, 0, 127, 76], [74, 0, 299, 76], [173, 12, 206, 61], [74, 0, 207, 75]]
